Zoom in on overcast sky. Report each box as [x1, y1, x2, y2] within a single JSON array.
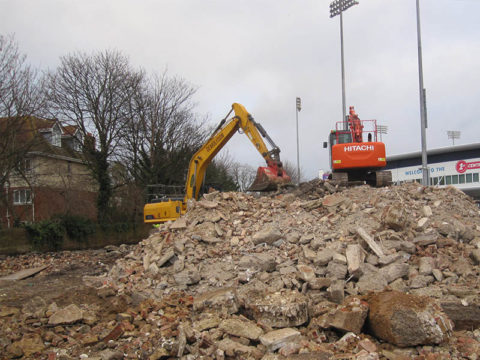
[[2, 0, 479, 180]]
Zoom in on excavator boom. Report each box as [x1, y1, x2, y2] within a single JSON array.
[[144, 103, 291, 223]]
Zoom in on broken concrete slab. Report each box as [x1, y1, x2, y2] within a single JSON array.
[[239, 253, 276, 272], [169, 217, 187, 230], [157, 249, 175, 267], [315, 248, 336, 266], [216, 338, 262, 358], [48, 304, 83, 325], [366, 291, 453, 347], [297, 264, 315, 283], [346, 244, 365, 277], [356, 227, 385, 258], [316, 297, 369, 334], [252, 226, 282, 245], [244, 290, 309, 328], [219, 318, 264, 340], [193, 287, 239, 315], [440, 302, 480, 331], [357, 272, 388, 294], [260, 327, 301, 351], [382, 204, 407, 231], [418, 257, 435, 276], [0, 265, 49, 281], [379, 262, 409, 284]]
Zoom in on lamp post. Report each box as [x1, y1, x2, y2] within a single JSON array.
[[447, 131, 461, 145], [296, 97, 301, 185], [330, 0, 359, 127], [377, 125, 388, 142], [416, 0, 428, 186]]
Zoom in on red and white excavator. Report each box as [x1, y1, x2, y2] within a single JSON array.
[[324, 106, 392, 186]]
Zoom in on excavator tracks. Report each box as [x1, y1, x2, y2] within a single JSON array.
[[331, 170, 392, 187], [374, 170, 393, 187]]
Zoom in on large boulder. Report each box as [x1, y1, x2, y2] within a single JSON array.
[[366, 291, 453, 347]]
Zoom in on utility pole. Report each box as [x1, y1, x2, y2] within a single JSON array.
[[330, 0, 359, 127], [416, 0, 429, 186]]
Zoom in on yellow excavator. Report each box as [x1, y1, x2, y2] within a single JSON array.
[[144, 103, 291, 223]]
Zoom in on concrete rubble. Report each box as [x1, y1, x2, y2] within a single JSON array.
[[1, 180, 480, 359]]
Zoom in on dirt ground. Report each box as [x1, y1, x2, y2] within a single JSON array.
[[0, 248, 125, 312]]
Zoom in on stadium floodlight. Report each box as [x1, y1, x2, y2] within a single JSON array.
[[416, 0, 428, 186], [330, 0, 359, 18], [295, 97, 301, 185], [329, 0, 359, 128], [377, 125, 388, 142], [447, 130, 461, 146]]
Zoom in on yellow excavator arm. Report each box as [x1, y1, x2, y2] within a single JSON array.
[[144, 103, 291, 223]]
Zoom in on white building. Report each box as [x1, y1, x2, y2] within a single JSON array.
[[385, 143, 480, 200]]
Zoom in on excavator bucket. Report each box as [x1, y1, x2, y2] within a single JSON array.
[[248, 165, 291, 191]]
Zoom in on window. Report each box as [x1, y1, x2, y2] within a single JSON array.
[[474, 173, 479, 182], [13, 189, 32, 205], [42, 132, 52, 143], [25, 159, 32, 172], [459, 174, 465, 184], [74, 139, 82, 152], [73, 133, 83, 152], [452, 175, 459, 185], [446, 176, 452, 185], [52, 125, 61, 147], [466, 173, 473, 183], [439, 176, 445, 185]]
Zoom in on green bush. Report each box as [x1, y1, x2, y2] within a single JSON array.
[[55, 215, 96, 242], [24, 220, 64, 251], [99, 221, 132, 233]]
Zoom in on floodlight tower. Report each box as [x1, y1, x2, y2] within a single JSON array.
[[447, 131, 461, 146], [416, 0, 429, 186], [377, 125, 388, 142], [296, 97, 302, 185], [330, 0, 359, 126]]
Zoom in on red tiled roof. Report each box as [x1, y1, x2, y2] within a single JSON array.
[[62, 125, 78, 136]]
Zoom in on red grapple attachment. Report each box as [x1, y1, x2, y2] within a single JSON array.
[[248, 162, 291, 191]]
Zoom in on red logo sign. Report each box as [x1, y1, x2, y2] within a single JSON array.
[[456, 160, 480, 173]]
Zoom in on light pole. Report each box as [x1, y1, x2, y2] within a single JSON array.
[[447, 131, 461, 145], [377, 125, 388, 142], [416, 0, 428, 186], [296, 97, 301, 185], [330, 0, 359, 127]]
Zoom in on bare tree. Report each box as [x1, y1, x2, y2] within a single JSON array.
[[46, 50, 144, 223], [0, 34, 45, 117], [0, 34, 45, 222], [228, 162, 256, 192], [281, 159, 302, 185], [121, 71, 207, 187]]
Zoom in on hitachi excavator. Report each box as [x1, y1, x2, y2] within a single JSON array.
[[324, 106, 392, 186], [144, 103, 291, 223]]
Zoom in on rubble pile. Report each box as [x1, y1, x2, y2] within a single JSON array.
[[1, 181, 480, 359]]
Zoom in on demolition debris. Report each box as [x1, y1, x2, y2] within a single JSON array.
[[1, 181, 480, 359]]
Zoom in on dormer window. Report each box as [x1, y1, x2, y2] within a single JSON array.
[[52, 124, 61, 147], [73, 132, 83, 152]]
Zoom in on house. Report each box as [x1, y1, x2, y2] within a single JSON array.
[[0, 117, 97, 227]]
